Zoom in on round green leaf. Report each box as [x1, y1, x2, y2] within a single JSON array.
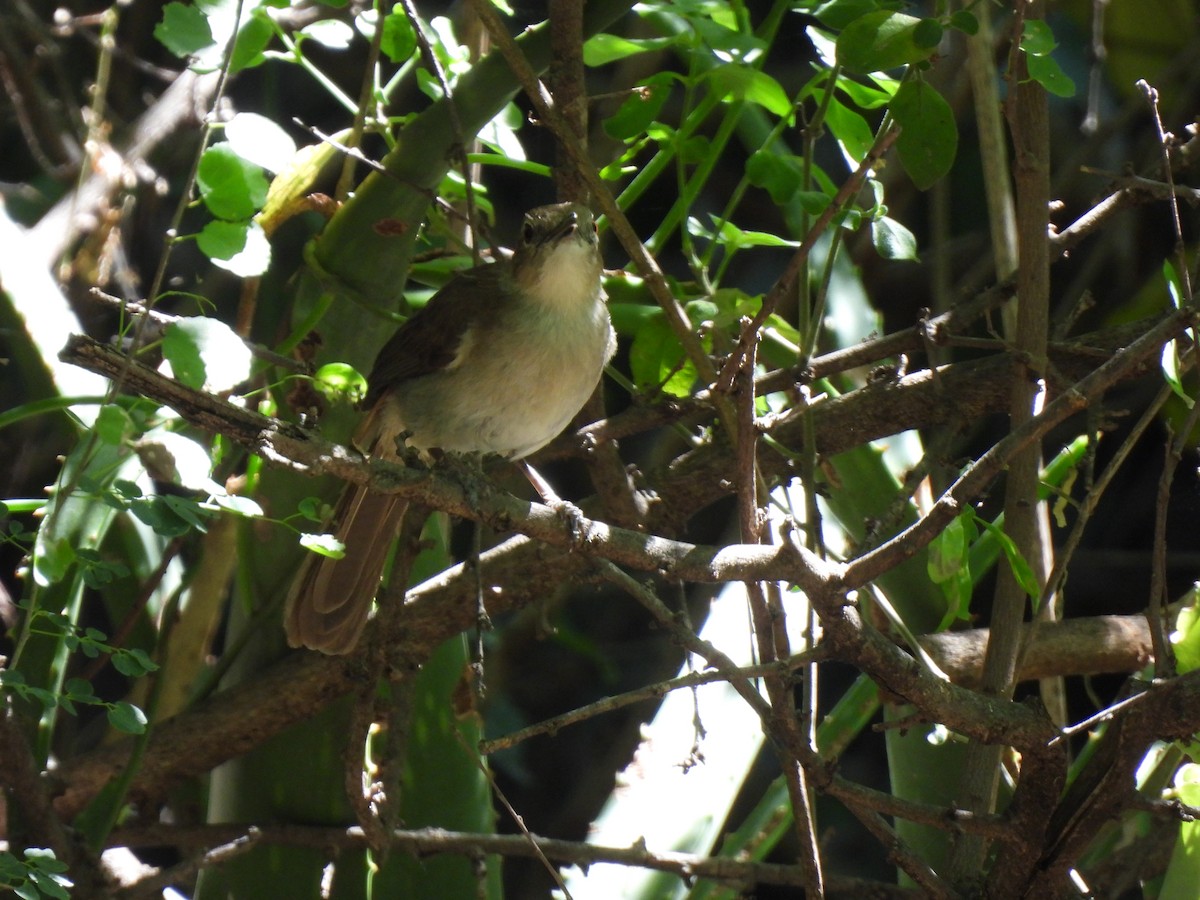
[[225, 112, 296, 173], [211, 220, 271, 278], [814, 0, 893, 30], [1026, 53, 1077, 98], [949, 10, 979, 36], [154, 2, 215, 57], [313, 362, 368, 404], [708, 65, 792, 117], [1020, 19, 1058, 56], [197, 219, 249, 261], [381, 7, 416, 63], [912, 17, 944, 50], [163, 317, 254, 392], [196, 144, 269, 220], [629, 314, 697, 398]]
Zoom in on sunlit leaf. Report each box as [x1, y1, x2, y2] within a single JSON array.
[[154, 2, 215, 57], [872, 215, 919, 260], [197, 144, 269, 220], [837, 11, 936, 74], [300, 532, 346, 558], [107, 701, 148, 735]]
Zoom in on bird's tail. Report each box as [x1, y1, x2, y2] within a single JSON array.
[[283, 482, 408, 655]]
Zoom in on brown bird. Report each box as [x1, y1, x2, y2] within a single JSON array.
[[285, 202, 616, 654]]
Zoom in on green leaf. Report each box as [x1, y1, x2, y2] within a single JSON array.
[[1162, 339, 1194, 409], [154, 2, 215, 57], [837, 11, 936, 74], [298, 496, 327, 522], [629, 314, 697, 398], [300, 532, 346, 558], [1025, 53, 1076, 98], [162, 317, 254, 392], [912, 17, 944, 50], [128, 497, 193, 538], [949, 10, 979, 36], [229, 11, 272, 72], [746, 151, 802, 205], [225, 112, 296, 173], [825, 96, 874, 164], [313, 362, 368, 405], [1173, 599, 1200, 674], [708, 65, 792, 117], [28, 870, 71, 900], [871, 216, 918, 260], [212, 493, 265, 517], [890, 80, 957, 190], [1020, 19, 1058, 56], [583, 33, 674, 66], [300, 18, 355, 49], [112, 648, 159, 677], [604, 73, 674, 141], [107, 701, 148, 735], [715, 218, 799, 250], [162, 321, 208, 390], [33, 537, 74, 588], [197, 219, 249, 261], [94, 404, 132, 446], [971, 511, 1041, 610], [209, 220, 271, 278], [814, 0, 900, 31], [196, 144, 269, 220], [928, 515, 967, 583], [381, 7, 417, 63]]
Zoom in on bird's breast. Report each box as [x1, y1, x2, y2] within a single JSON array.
[[388, 292, 614, 459]]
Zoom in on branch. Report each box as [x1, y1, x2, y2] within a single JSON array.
[[107, 823, 924, 897]]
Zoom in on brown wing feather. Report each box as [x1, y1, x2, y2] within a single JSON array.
[[363, 263, 508, 407]]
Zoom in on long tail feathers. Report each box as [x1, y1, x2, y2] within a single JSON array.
[[284, 484, 408, 655]]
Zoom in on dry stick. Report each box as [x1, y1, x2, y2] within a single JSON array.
[[842, 316, 1198, 589], [548, 0, 588, 204], [478, 614, 1155, 757], [110, 831, 261, 900], [107, 823, 879, 894], [948, 4, 1055, 885], [1138, 77, 1200, 680], [735, 336, 825, 897], [478, 659, 806, 754], [592, 560, 960, 893]]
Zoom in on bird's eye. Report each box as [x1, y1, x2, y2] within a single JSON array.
[[522, 222, 535, 244]]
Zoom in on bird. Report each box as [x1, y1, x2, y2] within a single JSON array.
[[284, 202, 616, 654]]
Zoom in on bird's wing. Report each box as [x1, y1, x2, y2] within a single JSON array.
[[362, 262, 507, 407]]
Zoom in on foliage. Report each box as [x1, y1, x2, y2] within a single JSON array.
[[1, 0, 1199, 897]]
